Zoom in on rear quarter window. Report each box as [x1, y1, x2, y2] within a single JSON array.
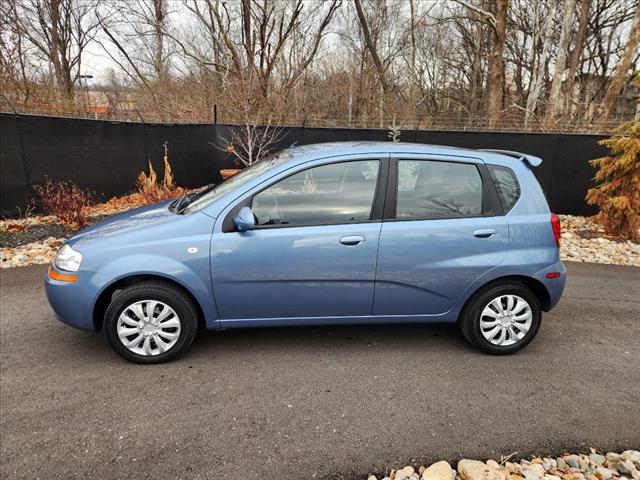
[[488, 165, 520, 213]]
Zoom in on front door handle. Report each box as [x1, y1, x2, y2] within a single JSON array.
[[473, 228, 497, 238], [339, 235, 365, 246]]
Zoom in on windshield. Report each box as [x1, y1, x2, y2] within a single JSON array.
[[182, 150, 293, 214]]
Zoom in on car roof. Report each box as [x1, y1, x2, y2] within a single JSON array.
[[286, 141, 475, 158], [283, 141, 540, 169]]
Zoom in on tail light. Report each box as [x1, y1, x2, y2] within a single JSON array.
[[551, 213, 561, 247]]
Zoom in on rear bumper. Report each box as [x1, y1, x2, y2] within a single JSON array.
[[44, 267, 96, 332], [534, 260, 566, 310]]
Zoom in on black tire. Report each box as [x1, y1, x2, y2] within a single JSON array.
[[458, 281, 541, 355], [104, 281, 199, 364]]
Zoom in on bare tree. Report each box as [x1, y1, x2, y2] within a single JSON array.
[[9, 0, 101, 99], [562, 0, 589, 117], [545, 0, 577, 123], [600, 3, 640, 121], [487, 0, 508, 128], [525, 0, 557, 127], [353, 0, 391, 96], [184, 0, 339, 101]]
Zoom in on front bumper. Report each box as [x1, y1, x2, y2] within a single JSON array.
[[44, 267, 97, 331]]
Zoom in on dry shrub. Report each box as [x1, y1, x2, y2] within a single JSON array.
[[136, 143, 186, 203], [32, 179, 94, 227], [586, 119, 640, 241]]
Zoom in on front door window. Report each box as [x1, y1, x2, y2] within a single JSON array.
[[252, 160, 380, 226]]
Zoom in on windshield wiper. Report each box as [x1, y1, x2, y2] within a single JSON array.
[[176, 193, 197, 213], [170, 184, 217, 214]]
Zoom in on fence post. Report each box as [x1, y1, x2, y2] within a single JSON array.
[[213, 104, 218, 124]]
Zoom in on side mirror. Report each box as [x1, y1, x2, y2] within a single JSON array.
[[234, 206, 256, 232]]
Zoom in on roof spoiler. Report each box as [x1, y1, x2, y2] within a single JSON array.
[[478, 149, 543, 167]]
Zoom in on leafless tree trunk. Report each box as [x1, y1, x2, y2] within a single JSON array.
[[562, 0, 589, 117], [353, 0, 391, 96], [525, 1, 557, 127], [487, 0, 508, 129], [545, 0, 577, 123], [600, 4, 640, 121]]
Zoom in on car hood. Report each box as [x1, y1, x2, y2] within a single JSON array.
[[68, 200, 177, 248]]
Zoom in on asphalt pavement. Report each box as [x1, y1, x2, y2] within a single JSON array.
[[1, 262, 639, 479]]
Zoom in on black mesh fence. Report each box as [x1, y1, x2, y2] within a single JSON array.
[[1, 113, 607, 217]]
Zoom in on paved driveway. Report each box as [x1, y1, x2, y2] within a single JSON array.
[[1, 262, 639, 480]]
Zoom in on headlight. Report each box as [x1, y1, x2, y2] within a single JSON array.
[[54, 244, 83, 272]]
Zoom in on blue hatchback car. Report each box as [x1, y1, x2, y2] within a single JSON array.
[[45, 142, 565, 363]]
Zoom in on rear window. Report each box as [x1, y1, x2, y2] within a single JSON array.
[[488, 165, 520, 213]]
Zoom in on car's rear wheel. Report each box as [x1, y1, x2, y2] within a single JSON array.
[[104, 281, 198, 364], [459, 282, 541, 354]]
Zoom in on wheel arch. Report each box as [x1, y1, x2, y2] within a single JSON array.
[[93, 274, 206, 332], [458, 274, 552, 322]]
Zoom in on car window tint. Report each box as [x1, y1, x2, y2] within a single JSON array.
[[488, 165, 520, 212], [252, 160, 379, 226], [397, 160, 483, 219]]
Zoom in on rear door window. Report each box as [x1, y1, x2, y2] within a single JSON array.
[[396, 160, 483, 219]]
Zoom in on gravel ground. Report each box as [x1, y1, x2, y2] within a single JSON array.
[[559, 216, 640, 267], [1, 213, 638, 268], [367, 450, 640, 480], [0, 223, 73, 248]]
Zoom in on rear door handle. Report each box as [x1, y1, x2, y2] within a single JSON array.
[[339, 235, 365, 246], [473, 228, 497, 238]]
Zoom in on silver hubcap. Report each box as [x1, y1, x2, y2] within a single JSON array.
[[117, 300, 181, 356], [479, 294, 532, 346]]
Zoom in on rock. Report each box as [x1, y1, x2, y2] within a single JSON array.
[[545, 475, 561, 480], [507, 463, 523, 476], [420, 466, 426, 475], [422, 461, 453, 480], [528, 465, 546, 478], [458, 460, 502, 480], [567, 457, 581, 469], [545, 459, 558, 469], [397, 467, 416, 480], [563, 473, 576, 480], [616, 462, 635, 475], [595, 468, 613, 480], [532, 459, 544, 465], [622, 452, 640, 466], [591, 456, 606, 467], [607, 454, 622, 464], [368, 476, 378, 480], [487, 461, 501, 470], [511, 475, 525, 480], [524, 469, 543, 480]]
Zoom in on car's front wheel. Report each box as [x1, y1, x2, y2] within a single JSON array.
[[104, 281, 199, 364], [459, 282, 541, 354]]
